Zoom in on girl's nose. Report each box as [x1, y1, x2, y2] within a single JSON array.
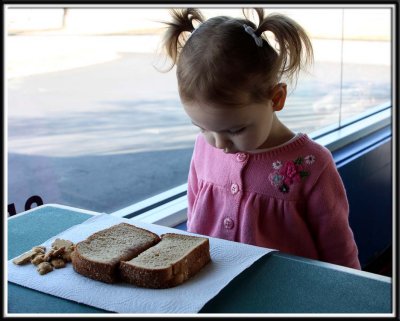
[[214, 133, 231, 150]]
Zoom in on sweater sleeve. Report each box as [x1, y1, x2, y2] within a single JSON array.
[[306, 155, 361, 270]]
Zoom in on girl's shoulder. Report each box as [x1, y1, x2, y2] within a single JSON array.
[[258, 134, 337, 196], [249, 133, 333, 163], [298, 133, 334, 161]]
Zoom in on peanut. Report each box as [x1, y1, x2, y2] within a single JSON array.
[[31, 254, 45, 265], [37, 262, 53, 275], [32, 246, 46, 254], [52, 239, 74, 250], [13, 250, 36, 265], [51, 258, 66, 269], [44, 247, 65, 262], [14, 239, 75, 276]]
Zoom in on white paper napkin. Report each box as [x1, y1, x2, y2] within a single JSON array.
[[8, 214, 274, 314]]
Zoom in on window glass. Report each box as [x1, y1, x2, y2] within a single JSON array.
[[277, 9, 344, 133], [272, 8, 391, 132], [340, 9, 391, 122], [6, 7, 392, 215]]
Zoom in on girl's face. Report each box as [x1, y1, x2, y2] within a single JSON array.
[[183, 99, 277, 153]]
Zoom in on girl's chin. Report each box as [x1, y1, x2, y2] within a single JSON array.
[[225, 148, 251, 154]]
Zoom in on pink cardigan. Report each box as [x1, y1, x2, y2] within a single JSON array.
[[187, 133, 361, 269]]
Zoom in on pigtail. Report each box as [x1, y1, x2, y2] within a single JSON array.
[[245, 8, 313, 84], [162, 8, 205, 70]]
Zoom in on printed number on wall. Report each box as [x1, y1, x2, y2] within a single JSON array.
[[8, 195, 44, 216]]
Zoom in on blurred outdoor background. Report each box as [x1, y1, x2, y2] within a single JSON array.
[[6, 6, 392, 215]]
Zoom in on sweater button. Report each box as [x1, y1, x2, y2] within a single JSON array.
[[236, 152, 248, 162], [223, 217, 234, 229], [230, 183, 239, 194]]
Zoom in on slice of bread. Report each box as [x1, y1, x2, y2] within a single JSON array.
[[120, 233, 211, 288], [71, 223, 160, 283]]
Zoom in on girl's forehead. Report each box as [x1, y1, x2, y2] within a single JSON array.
[[183, 101, 262, 131]]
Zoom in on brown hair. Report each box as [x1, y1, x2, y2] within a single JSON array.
[[162, 8, 313, 107]]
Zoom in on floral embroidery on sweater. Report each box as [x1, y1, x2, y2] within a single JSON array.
[[269, 155, 315, 193]]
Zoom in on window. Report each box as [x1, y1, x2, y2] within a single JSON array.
[[6, 5, 392, 216]]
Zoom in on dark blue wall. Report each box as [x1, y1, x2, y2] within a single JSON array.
[[334, 127, 392, 268]]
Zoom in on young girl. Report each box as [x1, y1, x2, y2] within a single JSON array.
[[162, 8, 361, 269]]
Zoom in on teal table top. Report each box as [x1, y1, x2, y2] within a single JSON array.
[[7, 205, 393, 314]]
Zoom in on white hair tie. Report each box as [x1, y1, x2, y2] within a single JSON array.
[[243, 24, 263, 47]]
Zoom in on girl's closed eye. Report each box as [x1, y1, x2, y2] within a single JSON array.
[[229, 127, 246, 135]]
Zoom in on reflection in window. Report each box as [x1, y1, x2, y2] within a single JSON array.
[[279, 8, 391, 133]]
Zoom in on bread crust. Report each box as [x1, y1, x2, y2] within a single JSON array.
[[71, 249, 117, 283], [71, 223, 160, 283], [119, 234, 211, 288]]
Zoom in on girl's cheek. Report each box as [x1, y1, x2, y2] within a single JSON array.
[[235, 135, 256, 151], [230, 138, 245, 152], [202, 132, 216, 148]]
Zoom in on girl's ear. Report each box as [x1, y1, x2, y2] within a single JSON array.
[[270, 83, 287, 111]]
